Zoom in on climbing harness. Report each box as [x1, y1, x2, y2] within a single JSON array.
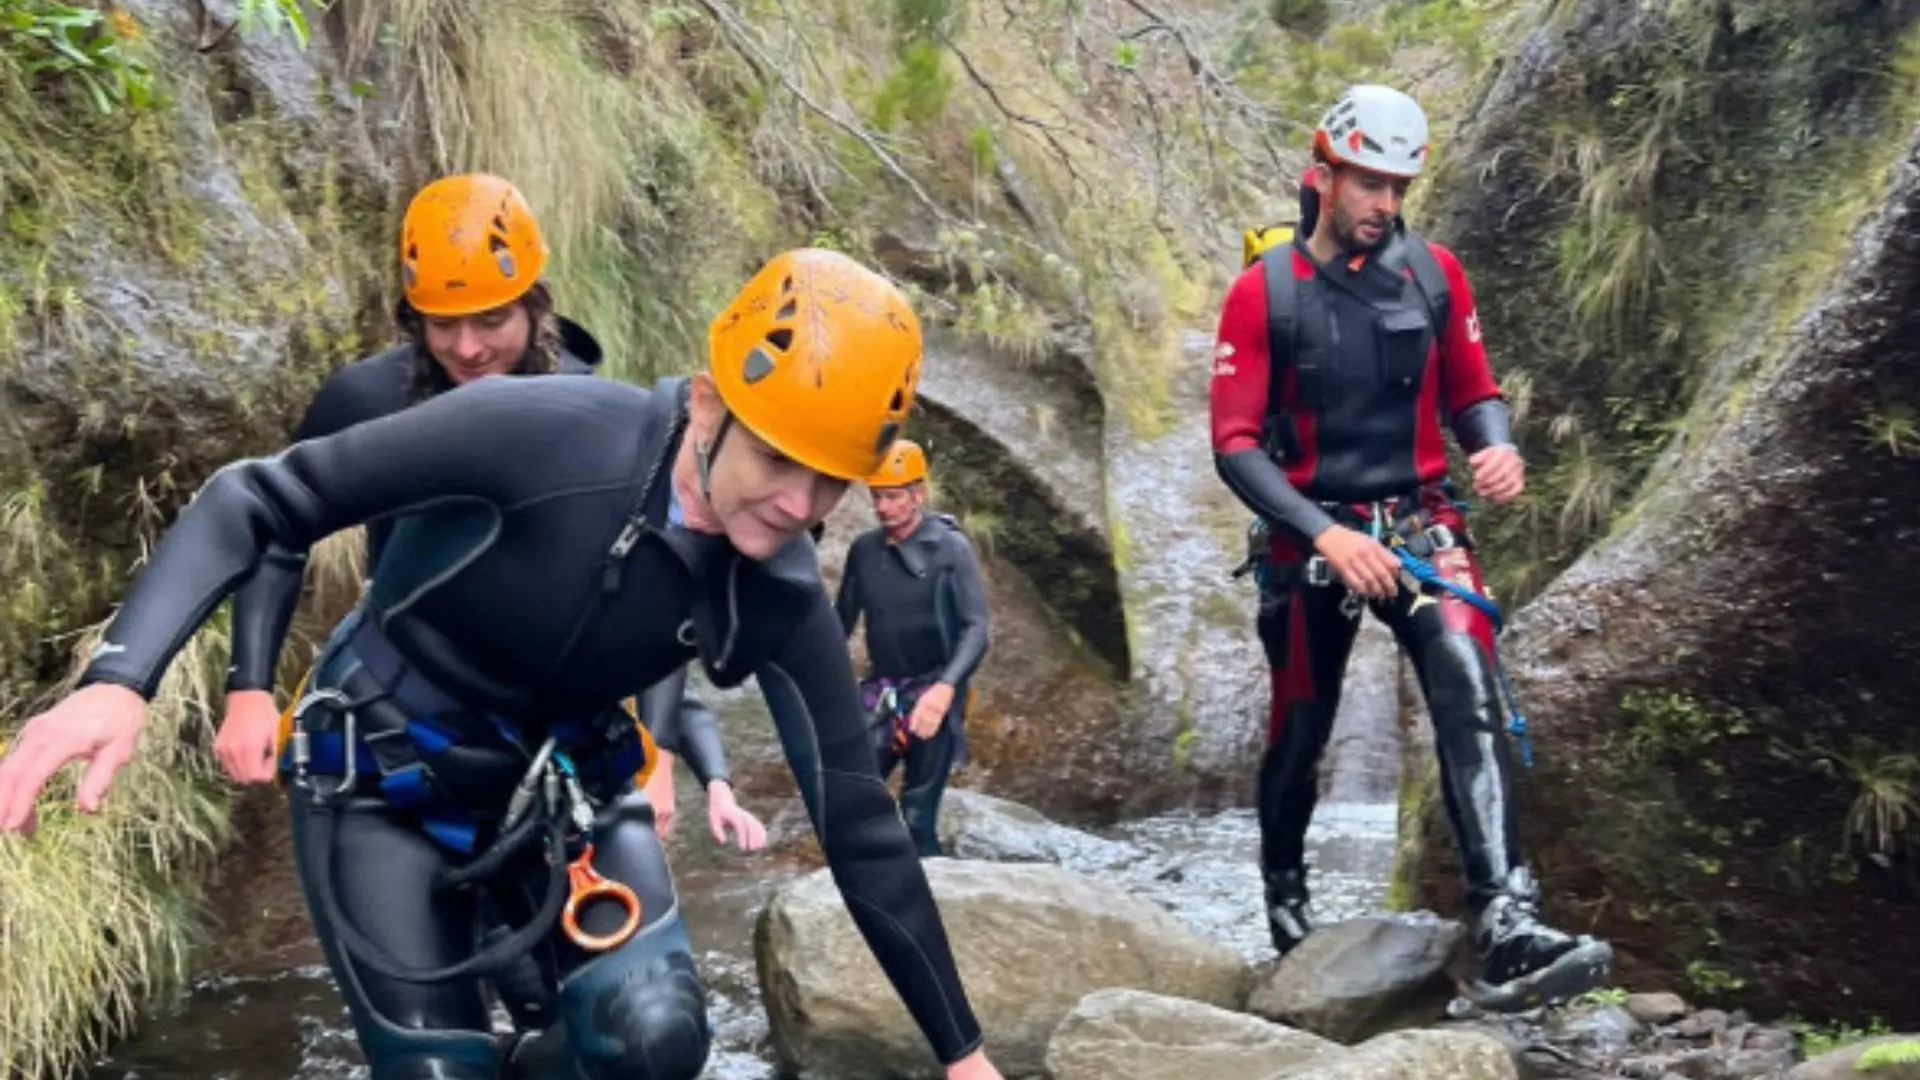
[[288, 690, 645, 985], [1230, 494, 1536, 769]]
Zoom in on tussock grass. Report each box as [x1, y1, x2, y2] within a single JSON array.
[[0, 616, 232, 1079]]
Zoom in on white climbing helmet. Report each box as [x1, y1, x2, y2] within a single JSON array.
[[1313, 85, 1431, 179]]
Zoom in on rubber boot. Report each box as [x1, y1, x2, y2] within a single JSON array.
[[1421, 634, 1612, 1010], [1263, 865, 1316, 957], [1466, 867, 1613, 1010]]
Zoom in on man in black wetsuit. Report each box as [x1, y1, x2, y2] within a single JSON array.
[[835, 440, 990, 857], [1210, 84, 1612, 1010], [210, 174, 758, 857], [0, 248, 1009, 1080]]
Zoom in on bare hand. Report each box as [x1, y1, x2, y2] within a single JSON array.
[[1469, 444, 1525, 504], [643, 752, 678, 840], [945, 1050, 1006, 1080], [1313, 526, 1401, 600], [909, 682, 955, 740], [705, 780, 767, 851], [214, 689, 283, 785], [0, 682, 148, 836]]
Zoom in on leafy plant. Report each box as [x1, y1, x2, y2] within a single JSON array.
[[0, 0, 154, 114]]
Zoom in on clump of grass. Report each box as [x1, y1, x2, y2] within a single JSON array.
[[0, 616, 233, 1079]]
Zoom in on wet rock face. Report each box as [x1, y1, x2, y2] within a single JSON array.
[[0, 0, 397, 700]]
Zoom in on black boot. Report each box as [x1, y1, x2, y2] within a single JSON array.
[[1466, 866, 1612, 1010], [1417, 633, 1611, 1009], [1264, 865, 1317, 956]]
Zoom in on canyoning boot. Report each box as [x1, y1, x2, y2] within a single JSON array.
[[1265, 866, 1317, 957], [1461, 867, 1612, 1012]]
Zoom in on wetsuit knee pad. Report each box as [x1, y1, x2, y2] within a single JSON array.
[[1420, 634, 1500, 736], [557, 910, 710, 1080]]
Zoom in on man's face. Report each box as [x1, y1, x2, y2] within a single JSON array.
[[870, 484, 925, 532], [1317, 164, 1412, 252]]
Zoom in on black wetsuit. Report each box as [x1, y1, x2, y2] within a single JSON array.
[[79, 375, 982, 1079], [224, 322, 729, 781], [834, 513, 990, 856]]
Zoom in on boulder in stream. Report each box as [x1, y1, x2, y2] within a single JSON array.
[[1246, 913, 1466, 1044], [1266, 1027, 1519, 1080], [753, 858, 1250, 1078], [1045, 988, 1339, 1080]]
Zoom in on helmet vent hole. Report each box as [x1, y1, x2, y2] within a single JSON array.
[[889, 389, 905, 412], [873, 421, 900, 453], [742, 346, 777, 384], [780, 275, 794, 294], [765, 328, 794, 352], [776, 299, 798, 320]]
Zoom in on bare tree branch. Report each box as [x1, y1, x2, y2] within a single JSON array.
[[946, 39, 1094, 198], [689, 0, 953, 223]]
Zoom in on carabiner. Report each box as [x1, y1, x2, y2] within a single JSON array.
[[561, 843, 643, 953], [288, 687, 356, 798]]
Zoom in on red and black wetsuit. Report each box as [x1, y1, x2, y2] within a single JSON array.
[[1209, 227, 1527, 930]]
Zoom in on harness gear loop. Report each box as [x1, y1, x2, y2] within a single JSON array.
[[561, 843, 644, 953]]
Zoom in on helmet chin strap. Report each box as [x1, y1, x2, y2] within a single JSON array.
[[697, 414, 734, 505]]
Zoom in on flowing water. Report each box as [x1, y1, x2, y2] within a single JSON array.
[[89, 486, 1414, 1079], [84, 799, 1398, 1080]]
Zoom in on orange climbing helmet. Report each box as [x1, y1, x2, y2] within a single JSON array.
[[708, 248, 922, 480], [866, 439, 928, 488], [399, 173, 548, 317]]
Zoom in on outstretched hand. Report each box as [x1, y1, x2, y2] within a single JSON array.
[[0, 683, 148, 836], [705, 780, 767, 852]]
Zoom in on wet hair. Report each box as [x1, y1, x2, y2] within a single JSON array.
[[393, 282, 563, 400]]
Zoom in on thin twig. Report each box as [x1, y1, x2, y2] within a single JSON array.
[[946, 39, 1093, 197], [689, 0, 951, 222]]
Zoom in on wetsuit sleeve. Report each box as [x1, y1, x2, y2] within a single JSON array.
[[224, 372, 377, 692], [755, 592, 984, 1065], [834, 541, 865, 638], [1429, 244, 1514, 452], [937, 530, 990, 688], [1208, 263, 1338, 544], [78, 377, 601, 700], [637, 666, 730, 787]]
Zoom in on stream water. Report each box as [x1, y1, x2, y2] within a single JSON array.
[[83, 798, 1398, 1080]]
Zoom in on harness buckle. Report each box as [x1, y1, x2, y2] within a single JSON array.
[[1304, 556, 1333, 588], [1426, 523, 1456, 553]]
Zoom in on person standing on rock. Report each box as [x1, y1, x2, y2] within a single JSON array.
[[0, 248, 1009, 1080], [209, 173, 759, 860], [835, 439, 991, 858], [1209, 84, 1614, 1010]]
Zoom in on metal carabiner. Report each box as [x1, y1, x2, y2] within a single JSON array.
[[288, 687, 357, 798], [561, 843, 643, 953]]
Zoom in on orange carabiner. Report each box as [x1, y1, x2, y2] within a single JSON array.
[[562, 844, 643, 953]]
